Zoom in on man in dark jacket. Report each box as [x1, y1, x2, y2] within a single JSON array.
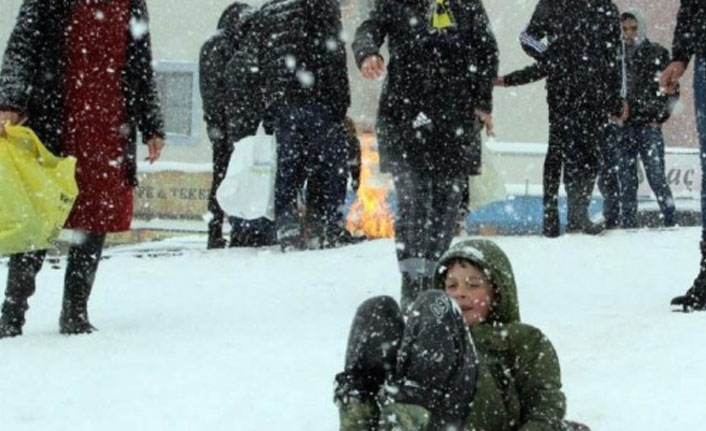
[[661, 0, 706, 311], [353, 0, 498, 308], [243, 0, 351, 251], [520, 0, 623, 235], [199, 2, 254, 249], [495, 61, 565, 237], [613, 10, 677, 229]]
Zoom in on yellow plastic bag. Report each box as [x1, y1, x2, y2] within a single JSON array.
[[0, 125, 78, 255]]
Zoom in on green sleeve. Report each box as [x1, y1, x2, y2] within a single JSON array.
[[509, 325, 567, 431]]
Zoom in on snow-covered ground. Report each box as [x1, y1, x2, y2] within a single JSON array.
[[0, 227, 704, 431]]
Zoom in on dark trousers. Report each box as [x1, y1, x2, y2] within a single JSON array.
[[391, 161, 466, 279], [619, 125, 675, 227], [273, 103, 348, 240], [598, 123, 623, 226], [556, 107, 604, 229], [3, 233, 106, 325], [207, 140, 234, 238], [695, 56, 706, 230], [543, 114, 565, 234]]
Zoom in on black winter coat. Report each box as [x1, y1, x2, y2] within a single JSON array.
[[672, 0, 706, 65], [199, 3, 257, 148], [520, 0, 622, 116], [242, 0, 350, 122], [0, 0, 164, 186], [353, 0, 498, 176], [624, 40, 678, 125]]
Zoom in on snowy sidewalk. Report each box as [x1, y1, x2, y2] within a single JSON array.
[[0, 228, 704, 431]]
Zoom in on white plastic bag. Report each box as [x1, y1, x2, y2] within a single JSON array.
[[467, 140, 507, 210], [217, 124, 277, 220]]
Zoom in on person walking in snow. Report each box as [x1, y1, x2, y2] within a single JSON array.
[[200, 2, 258, 249], [612, 10, 677, 229], [353, 0, 498, 309], [661, 0, 706, 311], [239, 0, 351, 252], [334, 239, 589, 431], [520, 0, 623, 235], [0, 0, 165, 337]]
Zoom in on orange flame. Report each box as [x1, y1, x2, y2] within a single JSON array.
[[346, 132, 395, 238]]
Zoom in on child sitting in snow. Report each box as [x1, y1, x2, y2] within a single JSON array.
[[334, 239, 588, 431]]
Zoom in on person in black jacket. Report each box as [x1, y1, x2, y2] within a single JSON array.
[[199, 2, 253, 249], [614, 10, 677, 229], [242, 0, 351, 251], [661, 0, 706, 311], [353, 0, 498, 308], [495, 61, 565, 237], [520, 0, 623, 235], [0, 0, 164, 337]]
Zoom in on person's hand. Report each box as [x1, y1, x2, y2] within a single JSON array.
[[660, 61, 686, 95], [492, 76, 506, 87], [474, 109, 495, 137], [360, 55, 385, 80], [0, 110, 21, 137], [146, 136, 165, 164], [620, 100, 630, 122]]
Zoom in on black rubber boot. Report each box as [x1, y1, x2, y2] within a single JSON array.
[[59, 233, 105, 335], [207, 220, 227, 249], [334, 296, 404, 431], [386, 290, 478, 431], [671, 240, 706, 312], [0, 251, 46, 339]]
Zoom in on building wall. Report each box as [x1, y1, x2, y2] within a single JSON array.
[[0, 0, 697, 169]]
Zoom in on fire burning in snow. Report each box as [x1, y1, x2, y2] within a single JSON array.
[[346, 132, 395, 238]]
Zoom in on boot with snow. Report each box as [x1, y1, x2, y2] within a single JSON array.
[[335, 296, 404, 431], [384, 290, 478, 431], [59, 234, 105, 335], [671, 241, 706, 312], [0, 251, 46, 339]]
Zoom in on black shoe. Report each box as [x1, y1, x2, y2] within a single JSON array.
[[604, 218, 620, 230], [0, 314, 22, 339], [567, 220, 605, 235], [59, 301, 96, 335], [321, 227, 366, 249], [335, 296, 403, 405], [542, 225, 561, 238], [278, 225, 305, 252], [671, 284, 706, 312], [207, 236, 227, 249]]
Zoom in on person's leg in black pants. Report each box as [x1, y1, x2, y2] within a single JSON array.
[[207, 141, 234, 249], [543, 115, 564, 237]]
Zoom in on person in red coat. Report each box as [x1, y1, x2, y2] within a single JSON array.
[[0, 0, 165, 337]]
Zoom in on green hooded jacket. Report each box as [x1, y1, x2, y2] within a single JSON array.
[[339, 239, 566, 431]]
